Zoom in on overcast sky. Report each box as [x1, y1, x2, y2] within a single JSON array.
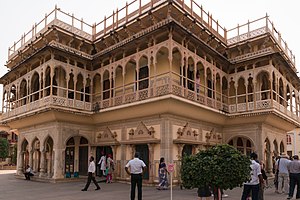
[[0, 0, 299, 77]]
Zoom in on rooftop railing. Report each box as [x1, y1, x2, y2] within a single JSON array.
[[7, 0, 296, 68], [227, 14, 296, 68]]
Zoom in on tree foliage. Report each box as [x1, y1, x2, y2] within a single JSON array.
[[0, 138, 9, 160], [181, 144, 251, 191]]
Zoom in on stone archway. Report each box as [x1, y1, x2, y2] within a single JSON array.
[[228, 136, 254, 156], [44, 137, 54, 178]]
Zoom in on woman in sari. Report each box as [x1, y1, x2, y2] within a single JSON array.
[[157, 157, 169, 190]]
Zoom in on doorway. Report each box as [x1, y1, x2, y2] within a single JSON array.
[[96, 146, 113, 177], [135, 144, 149, 180]]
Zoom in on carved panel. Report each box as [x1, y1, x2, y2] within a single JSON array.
[[96, 127, 118, 143], [128, 122, 156, 140], [176, 123, 199, 140]]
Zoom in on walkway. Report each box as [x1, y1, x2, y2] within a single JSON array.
[[0, 170, 293, 200]]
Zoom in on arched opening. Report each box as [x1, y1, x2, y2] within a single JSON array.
[[115, 66, 123, 97], [85, 77, 91, 102], [237, 77, 246, 103], [256, 71, 270, 100], [280, 141, 284, 154], [228, 137, 254, 156], [68, 73, 75, 99], [103, 70, 111, 100], [53, 66, 67, 97], [137, 56, 149, 91], [286, 86, 291, 111], [171, 47, 182, 90], [79, 137, 89, 176], [229, 79, 236, 104], [273, 140, 279, 157], [32, 138, 41, 173], [279, 78, 284, 105], [272, 72, 276, 101], [65, 137, 75, 177], [222, 77, 228, 104], [92, 73, 101, 101], [20, 79, 27, 106], [45, 137, 54, 178], [248, 77, 254, 102], [156, 47, 169, 76], [31, 72, 40, 102], [206, 68, 213, 98], [125, 60, 136, 96], [216, 73, 221, 102], [196, 61, 205, 96], [21, 139, 29, 170], [76, 74, 84, 101], [44, 67, 51, 96]]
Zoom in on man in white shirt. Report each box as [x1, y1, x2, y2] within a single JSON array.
[[275, 153, 291, 194], [125, 152, 147, 200], [82, 156, 101, 191], [241, 152, 263, 200]]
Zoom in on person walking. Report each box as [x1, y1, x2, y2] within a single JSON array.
[[287, 155, 300, 199], [82, 156, 101, 191], [125, 152, 147, 200], [106, 154, 114, 183], [157, 157, 169, 190], [98, 151, 106, 176], [275, 153, 291, 194], [241, 152, 263, 200]]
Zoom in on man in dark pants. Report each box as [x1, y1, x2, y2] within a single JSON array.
[[287, 155, 300, 199], [241, 152, 263, 200], [82, 156, 101, 191], [125, 152, 147, 200]]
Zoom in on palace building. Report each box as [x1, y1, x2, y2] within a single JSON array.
[[1, 0, 300, 183]]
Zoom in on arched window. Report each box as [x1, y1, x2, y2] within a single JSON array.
[[286, 135, 292, 145]]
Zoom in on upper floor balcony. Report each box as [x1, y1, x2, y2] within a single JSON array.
[[2, 42, 300, 126]]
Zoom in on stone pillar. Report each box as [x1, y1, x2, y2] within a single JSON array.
[[53, 148, 64, 179], [39, 150, 46, 177], [29, 150, 33, 170], [17, 151, 24, 175], [147, 143, 155, 183]]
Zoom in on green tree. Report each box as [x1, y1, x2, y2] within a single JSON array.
[[0, 138, 9, 160], [181, 144, 251, 200]]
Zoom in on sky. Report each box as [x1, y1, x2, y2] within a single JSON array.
[[0, 0, 299, 77]]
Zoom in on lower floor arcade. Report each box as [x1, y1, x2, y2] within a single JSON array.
[[16, 114, 287, 183]]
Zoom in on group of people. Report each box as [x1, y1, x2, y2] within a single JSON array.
[[241, 152, 300, 200], [98, 152, 114, 183], [274, 153, 300, 199]]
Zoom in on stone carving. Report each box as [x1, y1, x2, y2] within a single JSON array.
[[205, 128, 222, 143], [128, 122, 156, 140], [176, 123, 199, 140], [96, 127, 118, 143]]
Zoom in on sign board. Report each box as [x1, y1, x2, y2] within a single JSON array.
[[168, 163, 174, 173]]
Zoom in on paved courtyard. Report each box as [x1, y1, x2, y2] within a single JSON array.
[[0, 170, 294, 200]]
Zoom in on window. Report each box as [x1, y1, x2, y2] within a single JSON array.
[[286, 134, 292, 145]]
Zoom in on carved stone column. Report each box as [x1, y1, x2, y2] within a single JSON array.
[[53, 148, 64, 179], [147, 143, 155, 183], [29, 150, 33, 170], [39, 149, 46, 177], [17, 151, 24, 176]]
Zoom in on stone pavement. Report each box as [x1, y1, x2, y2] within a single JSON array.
[[0, 170, 293, 200]]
